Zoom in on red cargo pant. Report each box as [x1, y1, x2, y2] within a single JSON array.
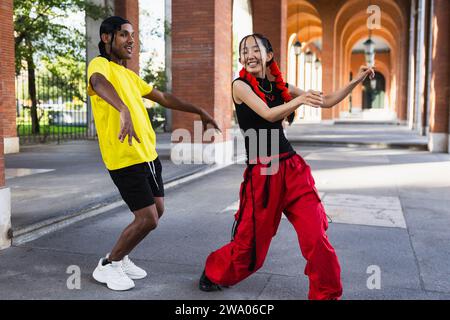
[[204, 152, 342, 300]]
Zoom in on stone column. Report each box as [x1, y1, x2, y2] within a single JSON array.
[[0, 0, 13, 249], [414, 0, 426, 133], [428, 0, 449, 153], [252, 0, 288, 75], [86, 0, 115, 138], [171, 0, 233, 164], [164, 0, 173, 132], [407, 0, 417, 129], [317, 7, 335, 122], [0, 0, 19, 154]]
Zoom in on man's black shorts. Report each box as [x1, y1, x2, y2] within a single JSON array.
[[108, 157, 164, 212]]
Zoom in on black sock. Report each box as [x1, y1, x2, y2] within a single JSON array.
[[102, 258, 111, 266]]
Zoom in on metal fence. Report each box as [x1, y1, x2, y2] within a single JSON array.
[[16, 71, 91, 144], [16, 71, 168, 144]]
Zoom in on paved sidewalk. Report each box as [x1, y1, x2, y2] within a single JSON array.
[[5, 134, 207, 232], [286, 123, 428, 149], [4, 123, 430, 237], [1, 142, 450, 300]]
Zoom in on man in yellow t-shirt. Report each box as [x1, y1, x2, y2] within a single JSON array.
[[88, 16, 220, 291]]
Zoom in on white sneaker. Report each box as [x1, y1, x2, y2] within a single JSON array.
[[121, 255, 147, 280], [92, 258, 135, 291]]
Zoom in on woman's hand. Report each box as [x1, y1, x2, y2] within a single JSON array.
[[357, 65, 376, 82], [296, 90, 324, 108]]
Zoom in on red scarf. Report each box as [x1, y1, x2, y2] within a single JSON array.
[[238, 60, 292, 104]]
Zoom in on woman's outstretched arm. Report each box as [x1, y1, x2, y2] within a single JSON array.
[[233, 80, 323, 123], [322, 65, 375, 109]]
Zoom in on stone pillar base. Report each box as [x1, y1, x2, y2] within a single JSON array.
[[428, 132, 448, 153], [0, 187, 11, 250], [448, 134, 450, 154], [171, 140, 234, 165], [4, 137, 19, 154]]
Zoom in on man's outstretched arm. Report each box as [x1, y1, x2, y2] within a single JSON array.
[[144, 88, 221, 132]]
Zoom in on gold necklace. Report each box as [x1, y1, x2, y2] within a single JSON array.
[[258, 79, 272, 93]]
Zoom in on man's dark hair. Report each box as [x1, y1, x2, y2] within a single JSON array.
[[98, 16, 131, 60]]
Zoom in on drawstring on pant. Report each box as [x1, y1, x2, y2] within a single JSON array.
[[148, 160, 160, 190], [248, 175, 257, 271]]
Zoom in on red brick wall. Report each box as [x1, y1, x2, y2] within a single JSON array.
[[0, 0, 16, 139], [0, 0, 15, 186], [171, 0, 232, 142], [115, 0, 140, 74], [429, 0, 449, 134], [252, 0, 288, 76], [0, 125, 4, 187]]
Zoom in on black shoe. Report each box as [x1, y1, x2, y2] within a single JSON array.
[[199, 270, 222, 292]]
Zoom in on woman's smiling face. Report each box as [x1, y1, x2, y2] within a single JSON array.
[[239, 35, 273, 78]]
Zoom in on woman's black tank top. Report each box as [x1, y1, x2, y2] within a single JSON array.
[[232, 77, 294, 163]]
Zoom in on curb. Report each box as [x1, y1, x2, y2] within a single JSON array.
[[289, 139, 428, 151], [12, 157, 244, 246]]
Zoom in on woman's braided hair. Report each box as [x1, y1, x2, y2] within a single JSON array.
[[238, 33, 295, 124]]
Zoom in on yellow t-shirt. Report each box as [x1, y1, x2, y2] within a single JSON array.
[[87, 56, 157, 170]]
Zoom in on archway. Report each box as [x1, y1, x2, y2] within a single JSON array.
[[333, 0, 408, 121]]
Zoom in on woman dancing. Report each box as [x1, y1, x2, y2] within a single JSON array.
[[199, 33, 374, 300]]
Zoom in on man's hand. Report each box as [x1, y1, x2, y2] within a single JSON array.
[[357, 65, 376, 82], [200, 110, 221, 133], [118, 109, 141, 146]]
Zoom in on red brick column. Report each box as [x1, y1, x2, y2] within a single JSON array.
[[428, 0, 449, 152], [0, 0, 18, 153], [251, 0, 288, 76], [115, 0, 140, 74], [0, 126, 3, 188], [316, 5, 336, 121], [171, 0, 233, 164], [0, 0, 12, 249], [171, 0, 232, 139]]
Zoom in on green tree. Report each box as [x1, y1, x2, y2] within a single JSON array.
[[141, 55, 167, 132], [14, 0, 108, 134]]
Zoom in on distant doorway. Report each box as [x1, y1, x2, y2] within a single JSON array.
[[362, 71, 386, 109]]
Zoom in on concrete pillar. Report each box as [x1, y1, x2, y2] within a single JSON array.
[[0, 0, 13, 249], [317, 8, 335, 122], [86, 0, 115, 138], [114, 0, 140, 74], [414, 0, 426, 133], [171, 0, 233, 164], [0, 185, 11, 250], [407, 0, 417, 129], [423, 0, 434, 134], [428, 0, 449, 153], [0, 0, 19, 154], [0, 122, 12, 250], [164, 0, 173, 132], [252, 0, 288, 75]]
